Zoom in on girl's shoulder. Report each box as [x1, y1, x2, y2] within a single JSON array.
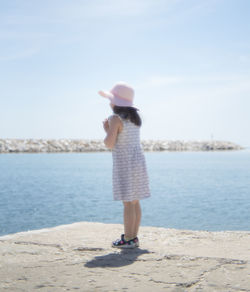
[[108, 114, 124, 133], [108, 114, 125, 122]]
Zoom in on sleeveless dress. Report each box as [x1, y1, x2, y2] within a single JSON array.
[[108, 114, 151, 202]]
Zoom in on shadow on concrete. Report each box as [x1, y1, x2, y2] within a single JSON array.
[[84, 248, 151, 268]]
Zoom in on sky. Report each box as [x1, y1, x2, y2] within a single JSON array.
[[0, 0, 250, 147]]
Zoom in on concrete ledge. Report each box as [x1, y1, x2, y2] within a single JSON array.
[[0, 221, 249, 291]]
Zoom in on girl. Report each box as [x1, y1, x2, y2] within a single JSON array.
[[98, 81, 151, 248]]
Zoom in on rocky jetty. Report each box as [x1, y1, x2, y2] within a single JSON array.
[[0, 138, 244, 153]]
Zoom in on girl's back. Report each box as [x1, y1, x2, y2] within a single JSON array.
[[108, 113, 150, 202], [108, 114, 141, 151]]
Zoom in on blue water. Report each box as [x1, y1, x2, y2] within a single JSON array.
[[0, 150, 249, 236]]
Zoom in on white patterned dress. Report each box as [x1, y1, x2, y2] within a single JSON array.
[[108, 114, 151, 202]]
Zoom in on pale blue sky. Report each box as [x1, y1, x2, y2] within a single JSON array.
[[0, 0, 250, 147]]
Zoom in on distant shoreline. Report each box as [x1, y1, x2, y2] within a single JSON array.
[[0, 138, 244, 153]]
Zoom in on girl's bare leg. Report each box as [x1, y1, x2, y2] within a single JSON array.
[[123, 200, 141, 240], [133, 200, 141, 237], [123, 201, 136, 240]]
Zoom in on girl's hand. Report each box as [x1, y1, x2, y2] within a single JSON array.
[[103, 118, 109, 133]]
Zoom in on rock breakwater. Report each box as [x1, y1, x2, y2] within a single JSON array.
[[0, 139, 244, 153]]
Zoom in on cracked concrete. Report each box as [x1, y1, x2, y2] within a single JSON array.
[[0, 222, 249, 291]]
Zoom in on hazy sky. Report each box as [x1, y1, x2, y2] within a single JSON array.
[[1, 0, 250, 147]]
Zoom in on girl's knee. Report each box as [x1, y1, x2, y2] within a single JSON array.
[[123, 201, 132, 207], [123, 199, 139, 206], [131, 199, 139, 205]]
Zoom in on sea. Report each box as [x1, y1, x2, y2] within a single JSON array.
[[0, 149, 249, 236]]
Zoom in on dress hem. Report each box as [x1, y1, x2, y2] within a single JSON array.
[[113, 194, 151, 202]]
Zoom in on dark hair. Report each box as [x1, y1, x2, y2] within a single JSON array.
[[113, 106, 142, 126]]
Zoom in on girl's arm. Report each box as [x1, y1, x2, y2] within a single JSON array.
[[103, 115, 120, 149]]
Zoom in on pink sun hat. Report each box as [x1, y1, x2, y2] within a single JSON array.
[[98, 81, 139, 110]]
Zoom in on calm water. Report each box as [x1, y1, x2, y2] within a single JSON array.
[[0, 150, 249, 236]]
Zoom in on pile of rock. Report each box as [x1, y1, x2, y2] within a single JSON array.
[[0, 139, 107, 153], [141, 140, 244, 151], [0, 139, 244, 153]]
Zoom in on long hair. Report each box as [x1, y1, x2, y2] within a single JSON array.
[[113, 106, 142, 126]]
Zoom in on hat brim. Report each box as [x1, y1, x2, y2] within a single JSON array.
[[98, 90, 114, 99]]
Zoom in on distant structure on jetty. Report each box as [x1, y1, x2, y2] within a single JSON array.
[[0, 139, 244, 153]]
